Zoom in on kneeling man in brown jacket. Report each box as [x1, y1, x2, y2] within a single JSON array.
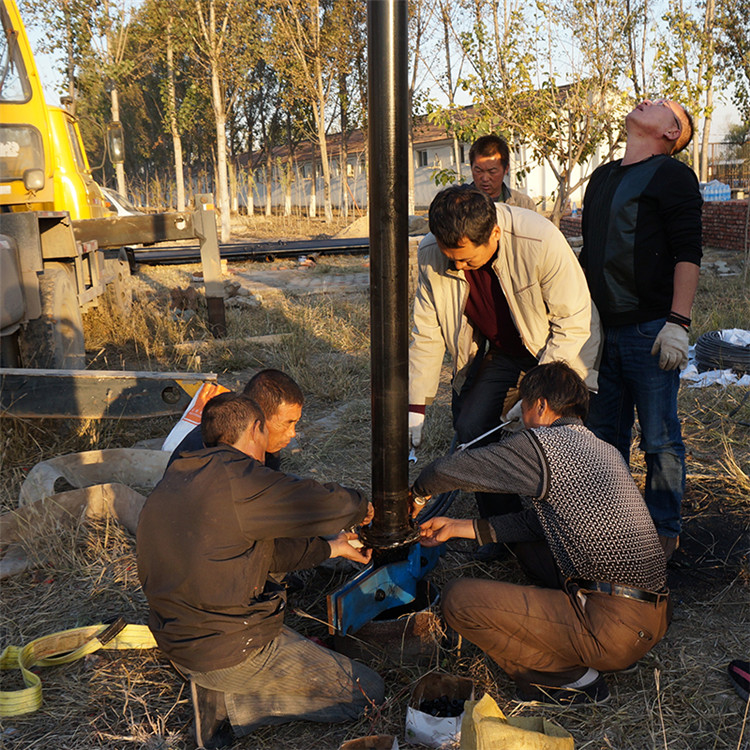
[[137, 392, 383, 747]]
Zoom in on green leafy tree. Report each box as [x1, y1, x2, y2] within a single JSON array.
[[19, 0, 94, 111], [444, 0, 631, 225], [715, 0, 750, 126], [656, 0, 726, 179]]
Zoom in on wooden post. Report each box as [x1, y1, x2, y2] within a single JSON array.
[[194, 193, 226, 338]]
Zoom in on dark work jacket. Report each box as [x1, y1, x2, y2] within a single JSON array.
[[580, 155, 702, 326], [168, 424, 281, 470], [136, 444, 368, 672]]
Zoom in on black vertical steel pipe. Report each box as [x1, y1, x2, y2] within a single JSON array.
[[363, 0, 415, 550]]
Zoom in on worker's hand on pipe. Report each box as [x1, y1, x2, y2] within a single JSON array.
[[501, 399, 525, 433], [409, 411, 425, 448], [409, 489, 431, 519], [418, 517, 476, 547], [362, 502, 375, 525], [328, 531, 373, 565], [650, 322, 689, 370]]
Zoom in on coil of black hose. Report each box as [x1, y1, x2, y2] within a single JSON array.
[[694, 330, 750, 374]]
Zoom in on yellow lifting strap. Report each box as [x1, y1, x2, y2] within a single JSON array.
[[0, 619, 157, 718]]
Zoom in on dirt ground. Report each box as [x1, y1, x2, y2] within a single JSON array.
[[1, 214, 748, 749]]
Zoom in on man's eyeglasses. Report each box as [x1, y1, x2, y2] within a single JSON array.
[[653, 99, 682, 132]]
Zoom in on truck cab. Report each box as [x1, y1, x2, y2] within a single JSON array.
[[46, 105, 110, 219], [0, 0, 54, 209], [0, 2, 108, 218], [1, 0, 126, 369]]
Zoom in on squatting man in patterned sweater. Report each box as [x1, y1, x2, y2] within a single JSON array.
[[412, 362, 670, 705], [137, 392, 384, 748]]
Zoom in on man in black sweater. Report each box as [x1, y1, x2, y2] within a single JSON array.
[[138, 392, 383, 747], [414, 363, 669, 706], [580, 98, 702, 559]]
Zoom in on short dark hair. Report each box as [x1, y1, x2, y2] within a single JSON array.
[[519, 362, 589, 420], [428, 185, 498, 249], [469, 134, 510, 168], [201, 392, 265, 446], [243, 369, 304, 418]]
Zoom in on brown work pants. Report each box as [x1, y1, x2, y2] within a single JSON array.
[[442, 577, 670, 690]]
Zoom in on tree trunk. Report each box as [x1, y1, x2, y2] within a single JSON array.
[[229, 160, 238, 213], [311, 0, 332, 222], [166, 19, 186, 211], [64, 1, 76, 114], [700, 0, 716, 182], [284, 160, 292, 216], [407, 91, 415, 215], [314, 96, 333, 222], [442, 1, 462, 182], [452, 136, 462, 181], [549, 190, 565, 227], [246, 161, 255, 216], [339, 73, 349, 219], [341, 138, 349, 219], [309, 143, 317, 218], [210, 65, 231, 242], [285, 114, 295, 217], [265, 148, 273, 216]]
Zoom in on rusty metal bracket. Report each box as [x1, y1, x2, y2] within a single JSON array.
[[0, 368, 215, 419]]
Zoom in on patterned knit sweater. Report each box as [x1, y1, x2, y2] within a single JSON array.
[[413, 419, 666, 592]]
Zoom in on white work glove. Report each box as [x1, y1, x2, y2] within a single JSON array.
[[409, 411, 425, 447], [650, 322, 689, 371], [502, 399, 525, 433]]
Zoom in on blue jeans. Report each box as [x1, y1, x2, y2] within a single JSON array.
[[587, 318, 685, 537], [453, 349, 538, 518]]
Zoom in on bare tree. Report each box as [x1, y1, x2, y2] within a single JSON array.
[[267, 0, 338, 222], [191, 0, 259, 241], [165, 11, 186, 211], [88, 0, 135, 196]]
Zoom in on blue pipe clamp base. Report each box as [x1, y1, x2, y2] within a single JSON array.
[[327, 542, 444, 636]]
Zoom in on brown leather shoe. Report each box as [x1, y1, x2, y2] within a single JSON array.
[[658, 535, 680, 561]]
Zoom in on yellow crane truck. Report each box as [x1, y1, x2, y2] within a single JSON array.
[[0, 0, 224, 418], [0, 0, 130, 369]]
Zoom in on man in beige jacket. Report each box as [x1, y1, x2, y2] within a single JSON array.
[[409, 186, 600, 536]]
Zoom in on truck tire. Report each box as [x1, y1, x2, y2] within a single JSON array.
[[103, 257, 133, 315], [19, 264, 85, 369]]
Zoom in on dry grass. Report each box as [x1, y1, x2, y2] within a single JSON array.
[[1, 221, 748, 748], [231, 211, 365, 242]]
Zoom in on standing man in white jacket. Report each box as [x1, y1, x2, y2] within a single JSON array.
[[408, 186, 600, 537]]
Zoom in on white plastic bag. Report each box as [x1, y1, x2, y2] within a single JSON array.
[[161, 381, 230, 452]]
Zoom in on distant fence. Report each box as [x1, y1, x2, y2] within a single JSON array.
[[560, 200, 749, 253], [707, 142, 750, 193]]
